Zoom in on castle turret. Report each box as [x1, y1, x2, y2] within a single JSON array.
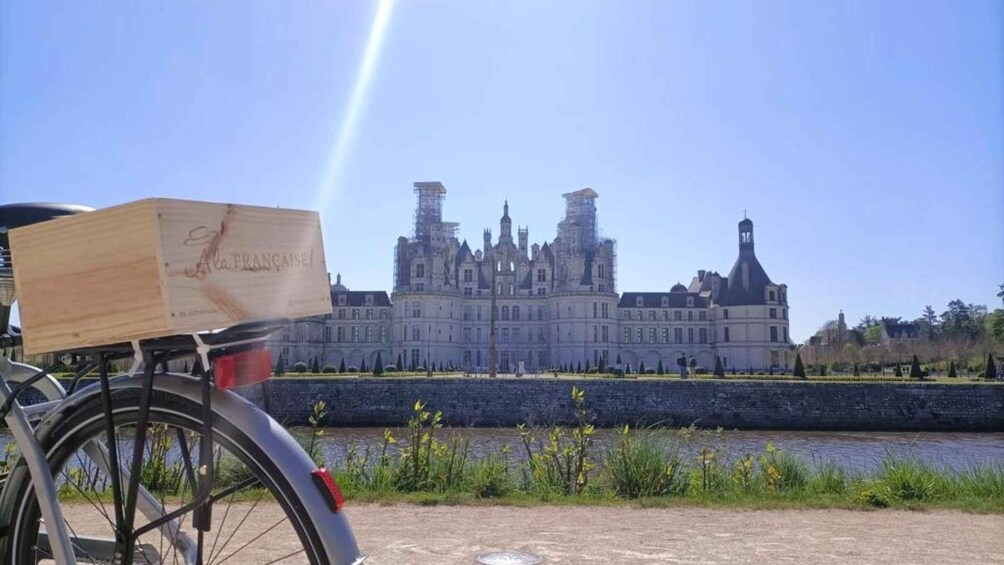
[[518, 226, 528, 254], [500, 200, 512, 243]]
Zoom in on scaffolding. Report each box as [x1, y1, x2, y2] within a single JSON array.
[[559, 188, 599, 252], [413, 181, 446, 240]]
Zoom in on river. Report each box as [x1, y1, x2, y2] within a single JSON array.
[[307, 427, 1004, 472]]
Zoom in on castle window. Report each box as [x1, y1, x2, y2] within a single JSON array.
[[324, 327, 331, 342], [699, 328, 708, 343], [513, 306, 520, 321], [688, 328, 694, 343], [416, 264, 425, 278], [686, 297, 694, 308], [662, 310, 668, 321], [674, 310, 682, 321], [723, 309, 729, 320], [593, 303, 598, 318], [688, 311, 693, 321], [769, 308, 777, 319], [412, 326, 420, 341], [624, 327, 631, 342], [338, 309, 346, 320], [636, 328, 643, 342], [464, 269, 473, 283], [538, 328, 546, 343], [415, 283, 424, 291], [661, 297, 668, 308], [366, 294, 374, 306], [537, 306, 545, 320], [782, 309, 787, 320], [770, 326, 778, 343], [380, 327, 387, 342], [352, 309, 360, 320], [412, 302, 422, 318], [464, 287, 472, 296], [598, 264, 605, 279], [699, 311, 706, 321], [769, 290, 776, 302], [337, 327, 345, 342], [649, 328, 657, 343], [501, 306, 510, 321], [724, 327, 730, 342], [602, 326, 609, 342], [380, 309, 388, 319], [649, 310, 656, 321], [636, 297, 643, 308], [366, 308, 373, 319], [598, 284, 605, 292], [662, 328, 669, 343], [365, 326, 373, 342], [593, 326, 598, 342], [501, 328, 509, 343], [783, 327, 788, 342], [352, 326, 360, 342], [537, 269, 546, 282], [635, 310, 642, 321], [602, 303, 609, 318], [537, 287, 546, 296], [338, 295, 347, 306], [675, 328, 683, 343]]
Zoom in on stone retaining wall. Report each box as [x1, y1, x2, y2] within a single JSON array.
[[237, 378, 1004, 431]]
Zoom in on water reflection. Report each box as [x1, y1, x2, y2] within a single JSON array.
[[307, 428, 1004, 473]]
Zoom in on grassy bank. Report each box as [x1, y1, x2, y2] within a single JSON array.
[[303, 393, 1004, 513]]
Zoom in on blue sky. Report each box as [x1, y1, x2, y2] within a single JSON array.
[[2, 0, 1001, 341]]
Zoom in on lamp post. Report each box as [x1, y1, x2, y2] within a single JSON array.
[[427, 323, 432, 378]]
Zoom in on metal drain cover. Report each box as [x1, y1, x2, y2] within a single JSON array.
[[476, 551, 544, 565]]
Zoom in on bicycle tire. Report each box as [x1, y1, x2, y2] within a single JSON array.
[[0, 382, 341, 564]]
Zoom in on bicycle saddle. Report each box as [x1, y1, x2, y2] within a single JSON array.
[[0, 203, 93, 313], [0, 203, 94, 246]]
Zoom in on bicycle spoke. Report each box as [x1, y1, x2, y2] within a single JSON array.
[[263, 548, 307, 564], [212, 516, 288, 565], [207, 489, 267, 564]]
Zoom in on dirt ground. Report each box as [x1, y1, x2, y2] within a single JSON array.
[[59, 503, 1003, 564], [347, 504, 1003, 565]]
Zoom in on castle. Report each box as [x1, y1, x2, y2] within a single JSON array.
[[269, 182, 791, 373]]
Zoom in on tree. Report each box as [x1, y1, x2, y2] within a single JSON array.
[[985, 309, 1004, 345], [862, 324, 883, 345], [987, 353, 998, 380], [852, 362, 859, 376], [311, 357, 320, 374], [361, 359, 368, 373], [373, 352, 383, 376], [714, 356, 725, 377], [273, 353, 283, 376], [585, 359, 591, 372], [639, 361, 646, 373], [616, 354, 622, 365], [855, 315, 878, 332], [576, 361, 583, 373], [818, 363, 825, 377], [894, 362, 903, 377], [657, 360, 665, 375], [397, 352, 403, 371], [998, 283, 1004, 306], [338, 358, 346, 373], [793, 353, 806, 379], [948, 361, 957, 378], [909, 354, 923, 379]]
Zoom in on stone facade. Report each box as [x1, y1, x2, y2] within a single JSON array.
[[237, 378, 1004, 431], [269, 182, 791, 372]]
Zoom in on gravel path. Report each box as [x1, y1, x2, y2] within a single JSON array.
[[348, 504, 1003, 564], [59, 503, 1003, 564]]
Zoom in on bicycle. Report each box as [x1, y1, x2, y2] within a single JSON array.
[[0, 203, 365, 564]]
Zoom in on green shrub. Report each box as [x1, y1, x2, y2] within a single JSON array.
[[321, 365, 338, 374], [694, 368, 708, 375], [605, 426, 687, 498], [759, 443, 808, 491], [812, 461, 848, 494], [293, 361, 308, 373], [876, 457, 942, 501], [468, 453, 514, 498]]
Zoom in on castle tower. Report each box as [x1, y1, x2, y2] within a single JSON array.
[[499, 200, 512, 243], [739, 215, 754, 254], [518, 226, 528, 255], [413, 181, 446, 240]]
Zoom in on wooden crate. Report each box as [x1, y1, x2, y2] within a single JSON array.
[[10, 198, 332, 354]]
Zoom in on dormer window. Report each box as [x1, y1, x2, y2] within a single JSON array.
[[636, 297, 643, 308], [416, 264, 425, 278], [661, 297, 668, 308], [337, 295, 347, 306], [686, 297, 694, 307], [365, 294, 374, 306], [769, 290, 776, 302]]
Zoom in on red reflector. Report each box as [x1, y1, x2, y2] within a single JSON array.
[[311, 468, 345, 513], [214, 349, 272, 391]]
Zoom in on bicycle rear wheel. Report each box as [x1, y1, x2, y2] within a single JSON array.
[[1, 386, 330, 564]]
